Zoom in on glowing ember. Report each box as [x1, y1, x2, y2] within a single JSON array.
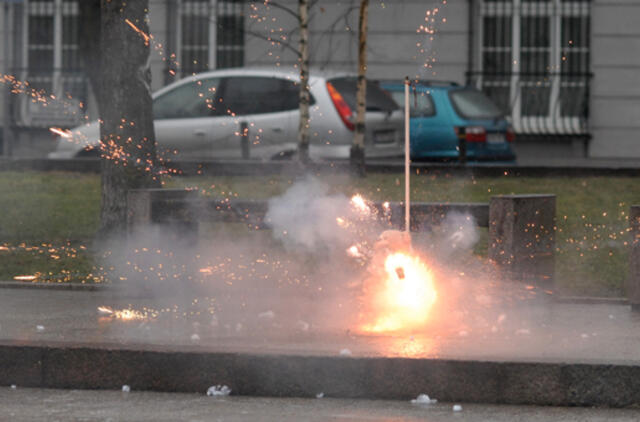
[[97, 306, 148, 321], [97, 306, 114, 315], [361, 252, 437, 334], [14, 275, 37, 281], [347, 245, 363, 258], [350, 194, 370, 214], [49, 127, 72, 138], [124, 19, 152, 45]]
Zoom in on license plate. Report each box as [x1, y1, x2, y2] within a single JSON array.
[[487, 133, 505, 144], [374, 130, 396, 144]]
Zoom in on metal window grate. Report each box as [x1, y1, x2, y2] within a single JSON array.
[[9, 0, 88, 128], [468, 0, 592, 138], [172, 0, 244, 78]]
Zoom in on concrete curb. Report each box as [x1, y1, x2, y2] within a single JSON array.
[[0, 281, 107, 291], [2, 341, 640, 407], [2, 158, 640, 177]]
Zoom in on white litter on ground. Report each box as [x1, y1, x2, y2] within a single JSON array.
[[316, 392, 324, 399], [410, 394, 437, 405], [10, 385, 16, 390], [258, 310, 275, 319], [207, 385, 231, 397], [296, 320, 310, 331], [453, 404, 462, 412], [121, 385, 130, 393], [190, 333, 201, 342], [36, 325, 45, 332], [339, 348, 352, 356]]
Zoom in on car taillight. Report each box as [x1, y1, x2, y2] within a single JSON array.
[[455, 126, 486, 142], [326, 82, 355, 131], [506, 126, 516, 142]]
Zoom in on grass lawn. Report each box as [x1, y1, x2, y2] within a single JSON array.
[[0, 170, 636, 296]]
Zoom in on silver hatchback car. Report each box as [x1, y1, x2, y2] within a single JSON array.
[[48, 68, 404, 161]]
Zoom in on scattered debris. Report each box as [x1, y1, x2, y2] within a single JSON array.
[[122, 385, 131, 393], [190, 333, 201, 342], [207, 385, 231, 397], [339, 348, 352, 356], [410, 394, 437, 405], [10, 385, 16, 390], [453, 404, 462, 412], [36, 325, 45, 332], [316, 392, 324, 399], [296, 320, 310, 332], [258, 310, 275, 320]]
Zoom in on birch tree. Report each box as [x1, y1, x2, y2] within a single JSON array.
[[351, 0, 369, 176], [297, 0, 311, 164]]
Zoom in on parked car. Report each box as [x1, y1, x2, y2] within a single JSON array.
[[380, 81, 516, 161], [48, 68, 403, 161]]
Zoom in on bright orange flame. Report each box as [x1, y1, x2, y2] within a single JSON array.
[[361, 252, 437, 334]]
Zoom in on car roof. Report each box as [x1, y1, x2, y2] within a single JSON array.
[[379, 80, 465, 93], [154, 66, 357, 96]]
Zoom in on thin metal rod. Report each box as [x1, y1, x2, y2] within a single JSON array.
[[404, 76, 410, 233]]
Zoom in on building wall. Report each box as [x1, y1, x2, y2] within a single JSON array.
[[244, 0, 469, 83], [149, 0, 171, 92], [589, 0, 640, 158]]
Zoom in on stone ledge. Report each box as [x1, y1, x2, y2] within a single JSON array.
[[1, 341, 640, 408]]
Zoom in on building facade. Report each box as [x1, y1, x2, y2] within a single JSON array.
[[0, 0, 638, 158]]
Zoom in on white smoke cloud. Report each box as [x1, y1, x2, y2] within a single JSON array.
[[265, 176, 354, 251]]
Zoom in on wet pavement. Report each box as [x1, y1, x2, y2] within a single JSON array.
[[1, 387, 639, 422], [1, 287, 640, 364]]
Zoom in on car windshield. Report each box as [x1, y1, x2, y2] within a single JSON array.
[[388, 90, 435, 117], [449, 89, 504, 120], [329, 77, 399, 112]]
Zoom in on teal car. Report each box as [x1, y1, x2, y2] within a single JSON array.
[[380, 81, 516, 161]]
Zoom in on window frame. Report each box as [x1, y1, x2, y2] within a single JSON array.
[[19, 0, 85, 127], [174, 0, 244, 78], [474, 0, 591, 135]]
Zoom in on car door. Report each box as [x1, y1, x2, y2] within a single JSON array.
[[152, 77, 220, 159], [211, 76, 297, 160]]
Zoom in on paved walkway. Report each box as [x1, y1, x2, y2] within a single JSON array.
[[2, 387, 640, 422], [1, 287, 639, 364]]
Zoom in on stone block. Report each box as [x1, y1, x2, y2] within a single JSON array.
[[127, 188, 200, 244], [630, 206, 640, 309], [489, 195, 556, 287]]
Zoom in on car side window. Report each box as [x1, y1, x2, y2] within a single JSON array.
[[220, 77, 310, 116], [390, 90, 436, 118], [153, 78, 220, 119]]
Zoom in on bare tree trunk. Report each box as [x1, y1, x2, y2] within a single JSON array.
[[351, 0, 369, 177], [297, 0, 311, 165], [99, 0, 159, 239]]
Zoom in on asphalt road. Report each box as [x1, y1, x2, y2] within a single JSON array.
[[1, 387, 640, 422]]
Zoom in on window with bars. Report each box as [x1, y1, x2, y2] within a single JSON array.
[[18, 0, 87, 126], [176, 0, 244, 77], [470, 0, 591, 135]]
